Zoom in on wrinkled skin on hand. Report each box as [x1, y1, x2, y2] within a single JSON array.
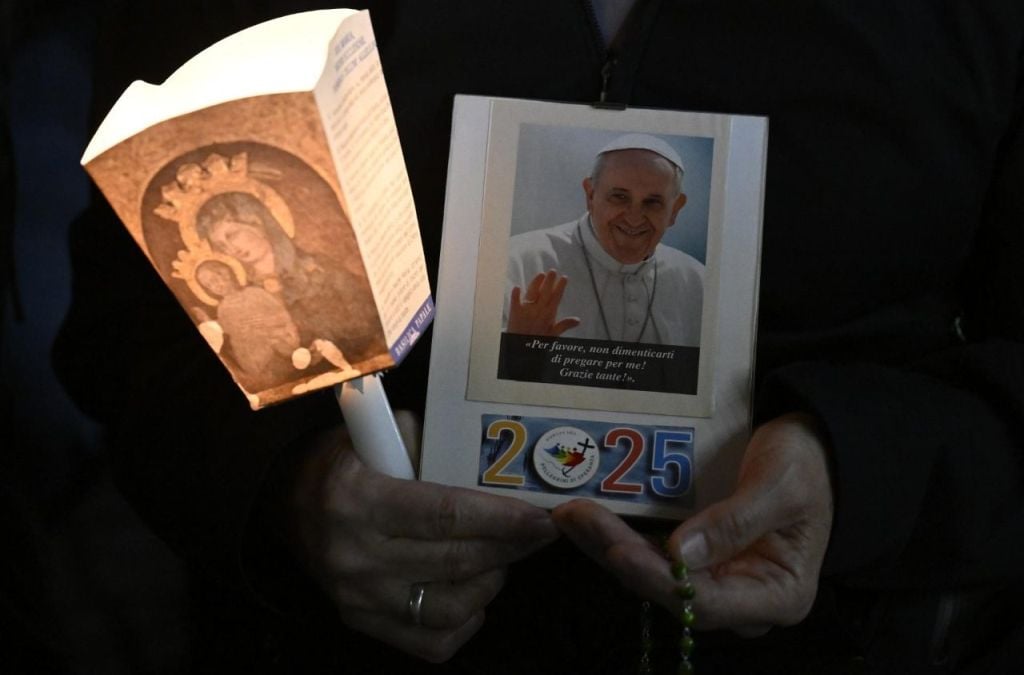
[[507, 269, 581, 337], [554, 413, 833, 636], [289, 413, 559, 662]]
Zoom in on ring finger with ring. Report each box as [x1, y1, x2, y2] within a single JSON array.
[[399, 569, 505, 630]]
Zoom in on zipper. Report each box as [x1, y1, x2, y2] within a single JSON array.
[[928, 592, 958, 666], [581, 0, 606, 58], [581, 0, 619, 106], [598, 58, 619, 106]]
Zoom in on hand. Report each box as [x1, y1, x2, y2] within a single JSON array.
[[507, 269, 581, 336], [553, 413, 833, 635], [288, 417, 559, 663]]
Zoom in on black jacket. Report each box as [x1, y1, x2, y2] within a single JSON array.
[[55, 1, 1024, 672]]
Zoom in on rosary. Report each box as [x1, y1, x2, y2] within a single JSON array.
[[639, 542, 696, 674]]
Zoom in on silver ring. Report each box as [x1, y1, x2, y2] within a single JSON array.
[[407, 582, 427, 627]]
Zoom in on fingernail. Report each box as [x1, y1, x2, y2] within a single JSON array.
[[678, 532, 709, 570], [526, 512, 559, 540]]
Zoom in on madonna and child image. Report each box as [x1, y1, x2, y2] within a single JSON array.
[[140, 142, 387, 404]]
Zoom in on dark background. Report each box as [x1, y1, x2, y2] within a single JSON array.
[[1, 2, 191, 672]]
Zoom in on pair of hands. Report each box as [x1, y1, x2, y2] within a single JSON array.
[[557, 413, 834, 636], [288, 412, 833, 662]]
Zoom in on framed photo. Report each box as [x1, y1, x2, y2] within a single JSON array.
[[422, 96, 767, 518]]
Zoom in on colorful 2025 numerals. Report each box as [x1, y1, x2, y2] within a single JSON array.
[[481, 419, 693, 498]]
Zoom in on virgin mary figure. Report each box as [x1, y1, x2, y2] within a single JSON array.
[[195, 191, 385, 366]]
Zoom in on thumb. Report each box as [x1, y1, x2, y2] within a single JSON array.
[[551, 317, 581, 336], [669, 489, 775, 570], [510, 285, 522, 310]]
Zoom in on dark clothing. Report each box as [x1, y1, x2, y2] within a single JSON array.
[[54, 1, 1024, 673]]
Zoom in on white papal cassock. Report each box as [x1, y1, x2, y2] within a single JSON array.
[[504, 213, 704, 346]]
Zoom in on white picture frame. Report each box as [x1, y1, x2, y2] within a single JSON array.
[[421, 95, 767, 519]]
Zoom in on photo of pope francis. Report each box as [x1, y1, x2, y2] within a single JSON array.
[[503, 133, 704, 346]]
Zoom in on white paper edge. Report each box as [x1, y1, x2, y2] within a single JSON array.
[[82, 9, 358, 165], [422, 95, 768, 519]]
